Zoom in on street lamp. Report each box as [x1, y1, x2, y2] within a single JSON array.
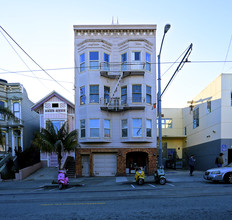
[[157, 24, 171, 167]]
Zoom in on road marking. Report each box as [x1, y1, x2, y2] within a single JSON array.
[[149, 184, 156, 188], [131, 184, 135, 189], [41, 202, 106, 206], [167, 183, 175, 187]]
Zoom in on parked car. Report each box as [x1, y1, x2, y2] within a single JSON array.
[[203, 162, 232, 183]]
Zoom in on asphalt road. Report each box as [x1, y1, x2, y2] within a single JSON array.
[[0, 178, 232, 220]]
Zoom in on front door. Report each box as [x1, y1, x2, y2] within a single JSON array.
[[82, 155, 90, 176], [228, 149, 232, 164]]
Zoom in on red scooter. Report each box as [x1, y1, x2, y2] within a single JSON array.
[[58, 170, 69, 190]]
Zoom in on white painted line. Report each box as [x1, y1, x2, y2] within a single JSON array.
[[167, 183, 175, 187], [149, 184, 156, 188], [131, 184, 135, 189], [65, 187, 74, 191]]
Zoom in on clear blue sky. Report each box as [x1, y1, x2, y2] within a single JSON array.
[[1, 0, 232, 107]]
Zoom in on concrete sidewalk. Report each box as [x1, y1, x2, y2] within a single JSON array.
[[23, 167, 205, 184]]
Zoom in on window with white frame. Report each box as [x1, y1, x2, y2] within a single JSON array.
[[121, 86, 127, 105], [132, 51, 141, 70], [104, 53, 110, 71], [0, 101, 5, 120], [80, 53, 85, 72], [80, 119, 85, 138], [104, 119, 110, 138], [104, 86, 110, 104], [90, 119, 99, 137], [132, 85, 142, 103], [207, 100, 211, 113], [121, 53, 127, 70], [157, 118, 173, 128], [89, 51, 99, 70], [90, 85, 99, 103], [121, 119, 128, 137], [146, 86, 151, 104], [133, 118, 142, 137], [13, 102, 20, 119], [146, 119, 152, 137], [193, 108, 199, 128], [80, 86, 85, 105], [49, 120, 65, 131], [146, 53, 151, 71]]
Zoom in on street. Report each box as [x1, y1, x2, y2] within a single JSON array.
[[0, 176, 232, 220]]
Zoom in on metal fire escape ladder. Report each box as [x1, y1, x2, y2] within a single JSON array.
[[107, 72, 123, 107]]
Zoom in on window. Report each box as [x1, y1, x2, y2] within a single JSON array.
[[133, 118, 142, 137], [104, 53, 110, 71], [146, 86, 151, 104], [0, 101, 5, 120], [231, 92, 232, 106], [90, 85, 99, 103], [104, 86, 110, 104], [121, 53, 127, 70], [132, 51, 141, 70], [146, 53, 151, 71], [146, 119, 152, 137], [52, 103, 59, 108], [132, 85, 142, 103], [0, 131, 6, 151], [157, 118, 173, 128], [193, 108, 199, 128], [121, 119, 128, 137], [121, 86, 127, 105], [80, 53, 85, 72], [104, 119, 110, 138], [50, 120, 65, 131], [207, 100, 211, 113], [80, 119, 85, 138], [80, 86, 85, 105], [89, 51, 99, 70], [90, 119, 99, 137], [13, 102, 20, 118]]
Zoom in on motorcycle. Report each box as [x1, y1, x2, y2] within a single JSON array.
[[135, 167, 145, 185], [154, 166, 166, 185], [58, 170, 69, 190]]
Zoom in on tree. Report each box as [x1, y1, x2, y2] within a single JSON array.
[[33, 120, 78, 169]]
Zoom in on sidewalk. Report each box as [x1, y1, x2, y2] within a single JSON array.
[[23, 167, 205, 185]]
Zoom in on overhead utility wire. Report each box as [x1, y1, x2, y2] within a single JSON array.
[[0, 26, 72, 94], [224, 34, 232, 72], [0, 67, 73, 83], [0, 29, 50, 90]]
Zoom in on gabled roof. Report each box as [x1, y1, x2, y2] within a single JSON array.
[[31, 91, 74, 112]]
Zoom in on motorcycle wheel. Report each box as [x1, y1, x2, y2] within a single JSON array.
[[138, 178, 144, 185], [58, 183, 63, 190], [159, 177, 166, 185]]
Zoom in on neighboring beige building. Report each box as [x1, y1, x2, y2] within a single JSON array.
[[74, 24, 157, 176], [182, 73, 232, 170]]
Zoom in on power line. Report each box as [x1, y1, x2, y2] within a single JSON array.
[[0, 26, 72, 94]]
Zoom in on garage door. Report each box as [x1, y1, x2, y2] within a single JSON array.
[[93, 154, 117, 176]]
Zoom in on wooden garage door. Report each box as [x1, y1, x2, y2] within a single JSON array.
[[93, 154, 117, 176]]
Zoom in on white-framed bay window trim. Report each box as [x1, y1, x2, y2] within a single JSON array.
[[146, 119, 152, 137], [132, 118, 142, 137], [80, 53, 85, 72], [132, 51, 141, 70], [104, 119, 111, 138], [121, 119, 128, 138], [89, 118, 100, 138], [80, 119, 86, 138], [89, 85, 99, 104], [89, 51, 99, 70]]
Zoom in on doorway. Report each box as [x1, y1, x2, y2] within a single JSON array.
[[126, 152, 148, 174], [82, 155, 90, 176]]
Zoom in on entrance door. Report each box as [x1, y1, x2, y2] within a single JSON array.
[[82, 155, 90, 176], [228, 149, 232, 164]]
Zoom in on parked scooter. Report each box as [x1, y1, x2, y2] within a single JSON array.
[[58, 170, 69, 190], [135, 167, 145, 185], [154, 166, 166, 185]]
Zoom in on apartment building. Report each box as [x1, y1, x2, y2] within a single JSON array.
[[74, 24, 157, 176], [0, 79, 39, 156], [31, 91, 75, 167]]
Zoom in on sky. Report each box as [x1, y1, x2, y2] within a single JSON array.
[[0, 0, 232, 108]]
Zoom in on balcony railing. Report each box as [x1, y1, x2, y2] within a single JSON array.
[[100, 62, 145, 78], [100, 97, 146, 112]]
